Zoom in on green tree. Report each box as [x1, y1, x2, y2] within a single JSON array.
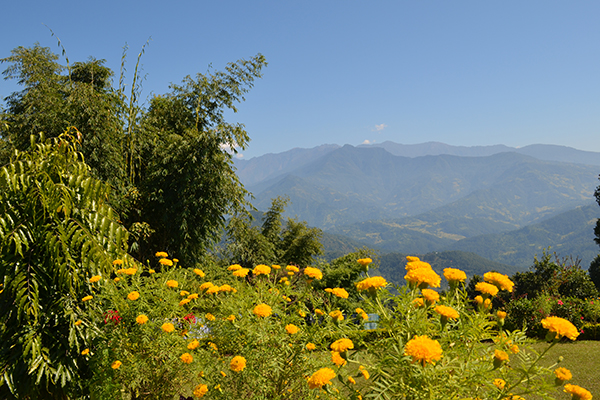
[[0, 133, 128, 398]]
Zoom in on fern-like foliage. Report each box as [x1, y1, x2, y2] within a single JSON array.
[[0, 132, 128, 399]]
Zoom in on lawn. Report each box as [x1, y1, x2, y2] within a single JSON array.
[[530, 340, 599, 399]]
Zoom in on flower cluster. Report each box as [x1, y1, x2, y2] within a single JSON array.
[[404, 335, 443, 365]]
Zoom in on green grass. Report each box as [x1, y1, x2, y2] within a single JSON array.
[[530, 340, 599, 399]]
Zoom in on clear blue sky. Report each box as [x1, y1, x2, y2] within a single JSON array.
[[1, 1, 599, 159]]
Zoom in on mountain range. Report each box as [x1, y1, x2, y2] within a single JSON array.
[[234, 141, 600, 270]]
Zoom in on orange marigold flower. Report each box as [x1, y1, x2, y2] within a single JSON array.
[[494, 349, 509, 362], [357, 258, 372, 266], [179, 299, 191, 306], [165, 280, 178, 288], [348, 376, 356, 384], [180, 290, 190, 296], [326, 288, 349, 299], [74, 320, 83, 326], [434, 305, 459, 320], [161, 322, 175, 333], [114, 277, 121, 282], [307, 367, 336, 389], [493, 378, 506, 389], [475, 282, 499, 297], [413, 298, 425, 307], [474, 295, 484, 304], [306, 343, 316, 351], [443, 267, 467, 283], [82, 295, 93, 302], [148, 269, 155, 274], [563, 384, 592, 400], [359, 365, 370, 380], [193, 384, 208, 398], [193, 268, 205, 277], [272, 264, 281, 270], [112, 259, 123, 266], [405, 260, 433, 271], [206, 285, 220, 294], [509, 344, 519, 354], [541, 316, 579, 340], [314, 308, 324, 316], [497, 311, 507, 319], [227, 264, 242, 271], [285, 324, 299, 334], [421, 289, 439, 302], [304, 267, 323, 280], [404, 335, 443, 365], [180, 353, 193, 364], [159, 258, 173, 266], [554, 367, 572, 381], [136, 314, 149, 324], [230, 356, 246, 372], [127, 291, 140, 301], [331, 351, 347, 366], [406, 255, 420, 262], [81, 348, 90, 355], [199, 282, 214, 291], [330, 338, 354, 353], [155, 251, 168, 258], [187, 293, 199, 300], [233, 268, 249, 278], [253, 303, 272, 318], [205, 313, 216, 321], [404, 268, 441, 288], [356, 276, 388, 292], [218, 284, 237, 293], [329, 310, 344, 322], [188, 339, 200, 350], [484, 272, 514, 292], [253, 264, 271, 275], [89, 275, 101, 283], [111, 360, 122, 369], [286, 265, 300, 272], [124, 267, 137, 275]]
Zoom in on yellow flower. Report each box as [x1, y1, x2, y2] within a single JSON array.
[[304, 267, 323, 280], [475, 282, 499, 297], [307, 367, 336, 389], [82, 295, 93, 302], [554, 367, 572, 381], [74, 320, 83, 326], [127, 291, 140, 301], [155, 251, 168, 258], [484, 298, 492, 309], [306, 343, 316, 351], [563, 384, 592, 400], [205, 313, 216, 321], [404, 268, 441, 288], [421, 288, 440, 303], [286, 265, 300, 273], [111, 360, 122, 369], [314, 308, 324, 316], [474, 295, 484, 304], [148, 269, 155, 274], [218, 284, 237, 293], [443, 267, 467, 283], [228, 264, 242, 271], [541, 316, 579, 340], [253, 264, 271, 275], [181, 340, 197, 352], [406, 255, 420, 262], [193, 268, 205, 277], [484, 272, 514, 292], [180, 290, 190, 296], [434, 305, 459, 320], [208, 342, 218, 351], [348, 376, 356, 384], [173, 259, 179, 263], [413, 298, 425, 308], [230, 356, 246, 372], [356, 276, 388, 292], [298, 310, 306, 317], [509, 344, 519, 354], [136, 315, 149, 324], [497, 311, 507, 319], [199, 282, 214, 291], [193, 384, 208, 398], [114, 277, 121, 283], [326, 288, 349, 299], [112, 259, 123, 266], [357, 258, 372, 266], [123, 267, 137, 275], [81, 348, 90, 355], [206, 285, 220, 294], [329, 310, 344, 322], [285, 324, 299, 334], [355, 308, 365, 314], [179, 299, 191, 306], [493, 378, 506, 389], [89, 275, 101, 283], [180, 353, 193, 364], [405, 260, 432, 271], [330, 338, 354, 353], [187, 293, 199, 299], [159, 258, 173, 266], [253, 303, 272, 318], [287, 271, 295, 276], [404, 335, 443, 365], [331, 351, 347, 366], [165, 280, 178, 288], [359, 365, 369, 380], [233, 268, 250, 278], [220, 371, 227, 377], [161, 322, 175, 333], [494, 349, 509, 362]]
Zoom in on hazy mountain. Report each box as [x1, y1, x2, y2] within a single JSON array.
[[248, 145, 597, 230]]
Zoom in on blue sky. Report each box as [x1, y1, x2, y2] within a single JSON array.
[[1, 1, 599, 159]]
